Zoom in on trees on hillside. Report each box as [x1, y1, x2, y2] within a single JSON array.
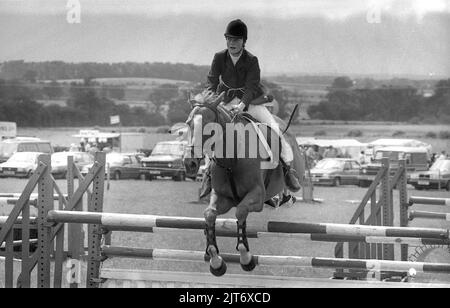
[[0, 61, 210, 83], [0, 79, 165, 127], [43, 81, 63, 99], [148, 84, 179, 110], [307, 76, 450, 123]]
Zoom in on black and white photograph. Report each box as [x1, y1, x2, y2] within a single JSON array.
[[0, 0, 450, 292]]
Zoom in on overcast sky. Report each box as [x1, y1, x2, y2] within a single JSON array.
[[1, 0, 449, 77]]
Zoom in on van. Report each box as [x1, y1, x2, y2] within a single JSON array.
[[0, 138, 53, 163], [359, 146, 429, 187]]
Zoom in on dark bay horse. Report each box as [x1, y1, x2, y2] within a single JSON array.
[[184, 91, 304, 276]]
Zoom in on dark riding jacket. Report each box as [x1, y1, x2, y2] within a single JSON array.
[[206, 49, 263, 107]]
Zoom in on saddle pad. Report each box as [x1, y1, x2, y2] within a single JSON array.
[[241, 115, 274, 163]]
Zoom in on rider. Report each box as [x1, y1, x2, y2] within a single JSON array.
[[199, 19, 301, 198]]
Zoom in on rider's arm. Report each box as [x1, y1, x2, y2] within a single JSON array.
[[206, 53, 221, 93], [241, 56, 261, 107]]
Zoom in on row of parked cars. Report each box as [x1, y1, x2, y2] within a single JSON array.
[[309, 146, 450, 191], [1, 137, 449, 190], [0, 138, 192, 181]]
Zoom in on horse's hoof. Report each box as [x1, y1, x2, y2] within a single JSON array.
[[210, 261, 227, 277], [240, 258, 256, 272]]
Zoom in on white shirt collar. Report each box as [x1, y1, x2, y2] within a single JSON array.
[[229, 52, 242, 65]]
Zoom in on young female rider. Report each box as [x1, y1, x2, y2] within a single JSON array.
[[199, 19, 301, 198]]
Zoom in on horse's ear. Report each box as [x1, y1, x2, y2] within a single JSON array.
[[211, 91, 225, 107]]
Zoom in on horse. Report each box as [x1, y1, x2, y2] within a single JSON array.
[[183, 91, 304, 276]]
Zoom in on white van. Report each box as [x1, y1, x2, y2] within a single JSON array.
[[0, 138, 53, 163]]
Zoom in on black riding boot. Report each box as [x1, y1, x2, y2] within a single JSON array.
[[281, 160, 301, 192]]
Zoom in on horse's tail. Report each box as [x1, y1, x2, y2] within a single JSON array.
[[282, 104, 299, 135]]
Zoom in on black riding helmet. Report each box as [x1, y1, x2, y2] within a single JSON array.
[[224, 19, 247, 42]]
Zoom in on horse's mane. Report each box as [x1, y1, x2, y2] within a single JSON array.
[[190, 91, 252, 125]]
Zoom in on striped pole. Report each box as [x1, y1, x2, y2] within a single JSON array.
[[102, 246, 450, 274], [409, 196, 450, 207], [409, 210, 450, 221], [0, 198, 37, 206], [0, 216, 37, 225], [150, 227, 450, 246], [0, 193, 65, 199], [47, 210, 450, 240], [0, 239, 38, 249], [0, 194, 66, 206]]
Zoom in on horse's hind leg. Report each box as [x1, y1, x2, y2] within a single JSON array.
[[203, 191, 234, 276]]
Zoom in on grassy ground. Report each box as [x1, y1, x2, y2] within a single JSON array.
[[1, 176, 449, 286]]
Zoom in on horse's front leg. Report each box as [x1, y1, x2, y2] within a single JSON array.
[[235, 186, 264, 272], [204, 190, 234, 276]]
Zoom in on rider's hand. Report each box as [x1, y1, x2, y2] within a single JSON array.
[[232, 101, 246, 114]]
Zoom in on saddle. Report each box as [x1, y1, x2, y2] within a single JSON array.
[[218, 102, 279, 164]]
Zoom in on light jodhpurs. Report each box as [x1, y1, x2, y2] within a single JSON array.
[[247, 104, 293, 163], [224, 98, 293, 163]]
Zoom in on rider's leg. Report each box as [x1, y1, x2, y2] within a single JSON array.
[[246, 105, 301, 192], [246, 105, 292, 160]]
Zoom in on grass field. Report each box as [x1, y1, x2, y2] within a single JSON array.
[[1, 176, 449, 286]]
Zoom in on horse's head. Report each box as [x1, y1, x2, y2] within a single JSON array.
[[183, 90, 225, 177]]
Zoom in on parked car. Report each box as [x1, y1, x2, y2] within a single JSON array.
[[81, 152, 144, 180], [140, 141, 188, 181], [359, 146, 429, 187], [309, 158, 362, 186], [409, 159, 450, 191], [0, 137, 53, 163], [0, 152, 44, 178], [51, 151, 94, 179]]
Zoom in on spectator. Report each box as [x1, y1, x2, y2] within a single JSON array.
[[305, 145, 320, 168], [90, 143, 99, 153], [69, 143, 79, 152], [437, 150, 447, 161], [359, 151, 366, 165], [323, 146, 338, 158], [429, 153, 437, 167]]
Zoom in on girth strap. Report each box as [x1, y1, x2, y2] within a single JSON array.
[[212, 157, 241, 203]]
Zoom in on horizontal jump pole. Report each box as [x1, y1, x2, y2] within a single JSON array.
[[409, 196, 450, 207], [0, 216, 37, 225], [0, 198, 37, 206], [0, 239, 38, 249], [100, 269, 450, 288], [47, 210, 450, 240], [102, 246, 450, 274], [0, 193, 65, 200], [147, 227, 450, 246], [409, 210, 450, 221]]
